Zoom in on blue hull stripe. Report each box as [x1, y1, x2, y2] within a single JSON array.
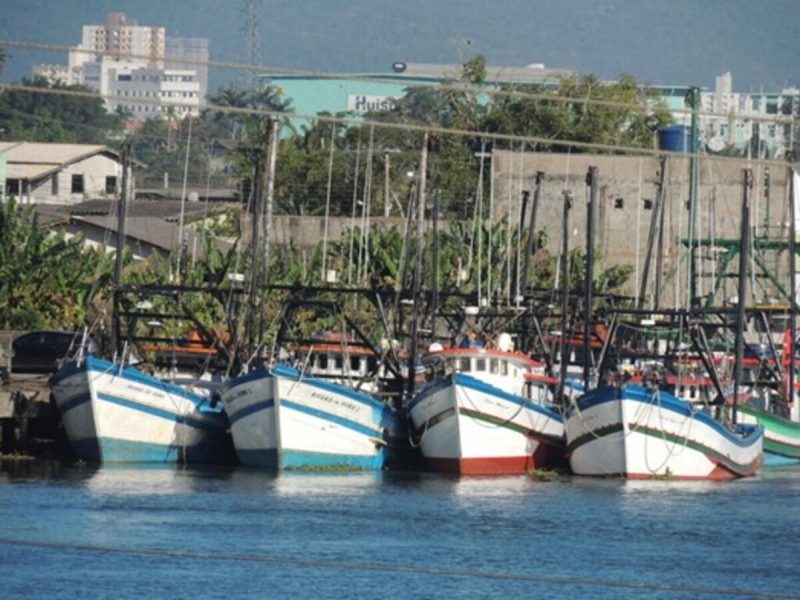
[[273, 363, 388, 411], [96, 392, 225, 433], [219, 366, 271, 392], [410, 373, 563, 422], [282, 399, 382, 438], [572, 385, 760, 449], [52, 355, 221, 412], [228, 399, 275, 425]]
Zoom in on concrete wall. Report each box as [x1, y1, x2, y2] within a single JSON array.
[[492, 150, 792, 306], [27, 154, 122, 205]]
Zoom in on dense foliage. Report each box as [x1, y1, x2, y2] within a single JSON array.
[[0, 77, 126, 145]]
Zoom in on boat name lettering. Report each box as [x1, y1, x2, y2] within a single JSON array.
[[310, 391, 358, 412]]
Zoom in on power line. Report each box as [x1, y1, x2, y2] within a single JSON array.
[[0, 82, 792, 170], [1, 39, 795, 125]]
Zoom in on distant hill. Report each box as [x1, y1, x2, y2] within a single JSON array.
[[1, 0, 797, 93]]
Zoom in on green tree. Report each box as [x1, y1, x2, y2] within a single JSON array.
[[0, 198, 114, 329], [0, 77, 125, 144]]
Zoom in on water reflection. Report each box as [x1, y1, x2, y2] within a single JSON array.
[[227, 468, 385, 498]]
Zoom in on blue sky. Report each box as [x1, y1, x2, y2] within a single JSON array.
[[1, 0, 797, 93]]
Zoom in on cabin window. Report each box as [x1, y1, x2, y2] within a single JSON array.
[[500, 361, 508, 376], [459, 358, 471, 372], [71, 174, 85, 194], [368, 357, 378, 372], [490, 359, 499, 374], [333, 356, 342, 370], [476, 358, 486, 372], [690, 385, 697, 399], [319, 354, 328, 370], [350, 356, 361, 372], [105, 176, 117, 194]]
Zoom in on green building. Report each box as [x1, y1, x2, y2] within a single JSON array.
[[262, 62, 573, 122]]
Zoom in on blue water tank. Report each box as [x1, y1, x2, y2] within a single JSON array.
[[658, 125, 691, 152]]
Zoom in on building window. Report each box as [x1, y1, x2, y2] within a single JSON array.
[[51, 176, 59, 195], [6, 179, 20, 197], [105, 176, 117, 194], [614, 197, 624, 209], [71, 174, 84, 194], [643, 199, 653, 210]]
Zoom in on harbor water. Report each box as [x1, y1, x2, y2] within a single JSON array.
[[1, 462, 799, 598]]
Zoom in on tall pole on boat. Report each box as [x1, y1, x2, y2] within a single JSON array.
[[790, 163, 797, 420], [112, 142, 131, 356], [430, 188, 440, 341], [407, 132, 429, 399], [686, 86, 701, 307], [639, 156, 667, 309], [256, 117, 280, 359], [733, 168, 753, 425], [522, 171, 544, 296], [584, 167, 597, 390], [557, 190, 572, 402]]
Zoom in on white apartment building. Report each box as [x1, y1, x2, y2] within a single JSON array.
[[699, 72, 797, 158], [109, 66, 200, 119], [32, 12, 207, 121]]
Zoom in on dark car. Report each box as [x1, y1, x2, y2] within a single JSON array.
[[11, 331, 94, 374]]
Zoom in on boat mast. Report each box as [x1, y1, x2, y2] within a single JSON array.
[[521, 171, 544, 296], [583, 167, 598, 389], [732, 168, 753, 424], [256, 117, 280, 361], [407, 132, 429, 400], [111, 142, 131, 357], [430, 188, 440, 342], [686, 86, 701, 306], [638, 156, 667, 309], [790, 165, 797, 420], [557, 190, 572, 402]]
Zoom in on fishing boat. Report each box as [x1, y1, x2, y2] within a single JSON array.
[[48, 145, 236, 464], [50, 350, 232, 463], [220, 335, 404, 470], [407, 332, 565, 475], [736, 330, 800, 463], [565, 381, 763, 480]]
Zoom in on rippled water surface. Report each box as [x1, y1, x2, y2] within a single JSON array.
[[1, 461, 798, 598]]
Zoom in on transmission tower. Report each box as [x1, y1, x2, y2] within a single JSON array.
[[242, 0, 263, 84]]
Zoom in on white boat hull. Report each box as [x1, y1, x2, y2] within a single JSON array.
[[409, 373, 564, 475], [50, 355, 232, 463], [221, 364, 400, 470], [566, 384, 763, 480]]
